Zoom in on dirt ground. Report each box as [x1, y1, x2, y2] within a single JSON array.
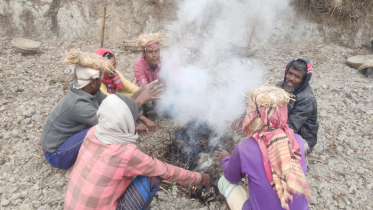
[[1, 1, 373, 210]]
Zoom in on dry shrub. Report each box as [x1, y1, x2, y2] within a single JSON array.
[[293, 0, 373, 46]]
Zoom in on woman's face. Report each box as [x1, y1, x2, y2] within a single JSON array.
[[106, 57, 116, 78]]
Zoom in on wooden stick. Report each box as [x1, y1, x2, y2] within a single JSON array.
[[197, 131, 217, 147], [42, 199, 61, 206], [1, 117, 8, 123], [32, 153, 41, 158], [241, 93, 250, 99], [246, 17, 258, 56], [15, 125, 25, 132], [159, 186, 171, 195], [162, 180, 172, 184], [100, 7, 107, 48]]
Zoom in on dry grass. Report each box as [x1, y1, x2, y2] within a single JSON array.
[[248, 84, 294, 108], [136, 32, 165, 49], [293, 0, 373, 46], [63, 49, 113, 74]]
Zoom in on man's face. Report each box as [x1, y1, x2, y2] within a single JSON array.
[[283, 67, 304, 93], [144, 48, 160, 67]]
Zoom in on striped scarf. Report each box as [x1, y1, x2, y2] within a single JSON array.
[[102, 72, 124, 94], [242, 104, 311, 210]]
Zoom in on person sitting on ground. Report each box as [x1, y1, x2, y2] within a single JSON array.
[[64, 94, 211, 210], [96, 48, 156, 133], [133, 32, 163, 87], [214, 85, 310, 210], [231, 58, 319, 151], [40, 49, 163, 170]]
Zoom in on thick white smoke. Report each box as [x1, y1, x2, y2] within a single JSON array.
[[157, 0, 291, 140]]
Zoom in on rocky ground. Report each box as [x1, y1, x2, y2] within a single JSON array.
[[1, 10, 373, 210]]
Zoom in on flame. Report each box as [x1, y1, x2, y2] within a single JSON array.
[[192, 186, 197, 193]]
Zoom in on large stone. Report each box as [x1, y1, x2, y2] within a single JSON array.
[[1, 199, 10, 207], [37, 204, 51, 210], [20, 204, 34, 210]]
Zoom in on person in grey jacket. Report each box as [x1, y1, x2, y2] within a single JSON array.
[[232, 58, 319, 150], [41, 65, 163, 170]]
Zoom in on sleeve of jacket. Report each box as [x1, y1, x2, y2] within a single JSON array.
[[133, 60, 149, 86], [125, 146, 202, 186], [99, 83, 110, 96], [96, 90, 107, 105], [117, 71, 139, 97], [287, 96, 314, 133]]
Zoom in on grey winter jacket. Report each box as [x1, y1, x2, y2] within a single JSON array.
[[276, 81, 319, 148], [40, 84, 107, 153]]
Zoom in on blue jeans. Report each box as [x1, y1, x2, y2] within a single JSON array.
[[44, 128, 90, 170]]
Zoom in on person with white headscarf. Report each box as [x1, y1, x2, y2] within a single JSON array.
[[64, 94, 212, 210], [41, 50, 163, 170]]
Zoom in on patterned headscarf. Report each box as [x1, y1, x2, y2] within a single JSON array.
[[242, 87, 311, 210]]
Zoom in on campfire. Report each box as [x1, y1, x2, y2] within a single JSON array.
[[160, 121, 235, 206]]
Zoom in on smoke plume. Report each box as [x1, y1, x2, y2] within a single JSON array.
[[157, 0, 291, 143]]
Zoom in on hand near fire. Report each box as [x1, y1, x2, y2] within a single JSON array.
[[135, 124, 148, 137], [213, 148, 231, 162], [200, 174, 211, 191], [134, 79, 164, 108]]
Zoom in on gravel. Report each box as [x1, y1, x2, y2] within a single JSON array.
[[0, 1, 372, 210]]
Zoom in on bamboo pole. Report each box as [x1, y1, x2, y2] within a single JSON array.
[[100, 7, 107, 48], [246, 17, 258, 56]]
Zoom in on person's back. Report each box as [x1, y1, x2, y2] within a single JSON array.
[[216, 85, 310, 210], [41, 83, 105, 153], [237, 134, 308, 210]]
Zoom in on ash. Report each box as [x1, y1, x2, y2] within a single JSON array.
[[161, 121, 234, 205]]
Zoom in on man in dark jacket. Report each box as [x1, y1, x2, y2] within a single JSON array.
[[231, 58, 319, 149]]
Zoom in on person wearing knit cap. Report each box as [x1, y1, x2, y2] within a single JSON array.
[[231, 58, 319, 151], [95, 48, 157, 135], [41, 50, 163, 170], [214, 85, 310, 210]]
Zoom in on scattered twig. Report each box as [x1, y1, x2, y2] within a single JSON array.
[[197, 131, 217, 147], [42, 199, 61, 206], [17, 117, 23, 124], [241, 93, 250, 99], [184, 160, 189, 169], [32, 154, 41, 158], [312, 175, 322, 182], [162, 180, 172, 184], [7, 139, 12, 144], [153, 139, 164, 144], [1, 117, 8, 123], [159, 186, 171, 195], [363, 148, 368, 154], [309, 158, 326, 164], [13, 184, 33, 193], [15, 125, 25, 132], [205, 197, 215, 206]]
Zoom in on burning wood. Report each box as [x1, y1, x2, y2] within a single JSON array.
[[161, 121, 235, 206]]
